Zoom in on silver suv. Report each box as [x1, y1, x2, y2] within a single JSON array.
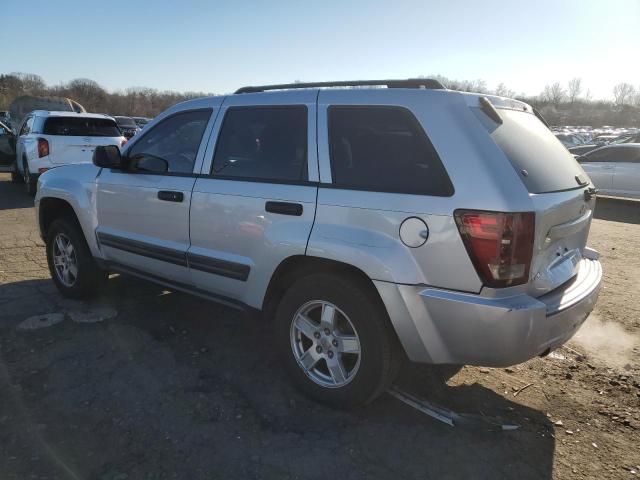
[[35, 79, 602, 407]]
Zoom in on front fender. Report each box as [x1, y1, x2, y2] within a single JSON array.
[[36, 164, 102, 257]]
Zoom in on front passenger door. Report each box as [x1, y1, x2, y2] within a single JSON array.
[[610, 147, 640, 197], [580, 148, 615, 192], [96, 106, 217, 284]]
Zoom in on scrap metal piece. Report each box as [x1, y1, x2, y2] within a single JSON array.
[[388, 386, 520, 431]]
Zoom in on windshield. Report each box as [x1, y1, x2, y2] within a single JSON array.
[[43, 117, 121, 137], [482, 108, 587, 193]]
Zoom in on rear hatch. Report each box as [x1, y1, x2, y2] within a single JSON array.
[[44, 116, 123, 165], [480, 103, 595, 297]]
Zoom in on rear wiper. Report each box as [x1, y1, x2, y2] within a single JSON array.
[[479, 97, 503, 125]]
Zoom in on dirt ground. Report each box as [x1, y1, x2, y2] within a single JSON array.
[[0, 173, 638, 480]]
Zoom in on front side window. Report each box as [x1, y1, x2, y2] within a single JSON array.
[[211, 106, 308, 182], [127, 109, 211, 174], [328, 106, 453, 196]]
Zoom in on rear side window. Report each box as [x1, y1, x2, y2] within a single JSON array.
[[328, 106, 453, 196], [480, 108, 586, 193], [44, 117, 121, 137], [212, 106, 308, 181]]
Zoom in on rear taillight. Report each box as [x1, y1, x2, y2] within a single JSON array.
[[37, 138, 49, 158], [454, 210, 535, 288], [120, 138, 127, 147]]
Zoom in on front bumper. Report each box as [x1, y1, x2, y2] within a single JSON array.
[[375, 255, 602, 367]]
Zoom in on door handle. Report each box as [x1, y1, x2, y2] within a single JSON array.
[[265, 201, 303, 216], [157, 190, 184, 202]]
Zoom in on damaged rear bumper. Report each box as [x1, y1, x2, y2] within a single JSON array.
[[375, 255, 602, 367]]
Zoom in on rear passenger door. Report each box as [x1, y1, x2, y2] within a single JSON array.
[[16, 115, 34, 171], [189, 91, 318, 308]]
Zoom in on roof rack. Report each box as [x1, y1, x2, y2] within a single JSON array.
[[234, 78, 446, 94]]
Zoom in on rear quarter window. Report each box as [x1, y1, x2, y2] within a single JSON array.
[[327, 106, 454, 196], [477, 108, 587, 193], [44, 117, 121, 137]]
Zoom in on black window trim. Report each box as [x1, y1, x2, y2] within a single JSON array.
[[113, 107, 214, 176], [206, 104, 310, 184], [326, 104, 455, 197]]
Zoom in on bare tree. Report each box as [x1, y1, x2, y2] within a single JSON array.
[[542, 82, 566, 107], [613, 83, 636, 106], [10, 72, 46, 94], [495, 82, 516, 98], [567, 78, 582, 104]]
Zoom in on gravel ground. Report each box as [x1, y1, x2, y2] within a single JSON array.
[[0, 174, 638, 480]]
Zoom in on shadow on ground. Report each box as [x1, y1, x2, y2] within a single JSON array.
[[0, 275, 554, 479], [0, 176, 33, 211], [594, 196, 640, 225]]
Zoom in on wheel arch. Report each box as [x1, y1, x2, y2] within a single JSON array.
[[263, 255, 390, 322], [38, 197, 79, 239]]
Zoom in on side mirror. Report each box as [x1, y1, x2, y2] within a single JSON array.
[[93, 145, 123, 169]]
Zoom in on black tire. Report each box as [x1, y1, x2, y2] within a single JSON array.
[[23, 159, 36, 196], [46, 216, 106, 299], [275, 273, 401, 409], [11, 163, 23, 183]]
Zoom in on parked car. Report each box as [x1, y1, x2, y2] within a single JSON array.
[[114, 116, 140, 138], [132, 116, 152, 129], [35, 80, 602, 408], [14, 111, 126, 195], [570, 132, 640, 156], [0, 120, 17, 177], [555, 132, 584, 148], [0, 111, 12, 129], [578, 143, 640, 198]]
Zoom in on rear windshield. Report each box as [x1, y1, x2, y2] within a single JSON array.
[[116, 117, 137, 127], [44, 117, 121, 137], [478, 108, 587, 193]]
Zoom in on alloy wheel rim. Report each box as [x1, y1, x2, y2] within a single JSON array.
[[290, 300, 361, 388], [52, 233, 78, 287]]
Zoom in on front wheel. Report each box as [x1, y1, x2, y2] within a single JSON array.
[[46, 217, 106, 298], [275, 273, 401, 408]]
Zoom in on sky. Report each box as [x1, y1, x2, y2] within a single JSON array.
[[1, 0, 639, 99]]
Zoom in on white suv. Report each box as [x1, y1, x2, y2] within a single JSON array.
[[14, 111, 126, 195]]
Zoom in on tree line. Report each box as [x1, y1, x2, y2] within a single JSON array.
[[1, 72, 639, 127], [0, 72, 212, 119], [428, 75, 640, 127]]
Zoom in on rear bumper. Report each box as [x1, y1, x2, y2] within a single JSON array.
[[375, 254, 602, 367]]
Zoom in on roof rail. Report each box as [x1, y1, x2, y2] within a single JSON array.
[[234, 78, 446, 94]]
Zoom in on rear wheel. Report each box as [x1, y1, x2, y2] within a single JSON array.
[[23, 159, 36, 196], [11, 163, 23, 183], [46, 216, 106, 298], [275, 273, 400, 408]]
